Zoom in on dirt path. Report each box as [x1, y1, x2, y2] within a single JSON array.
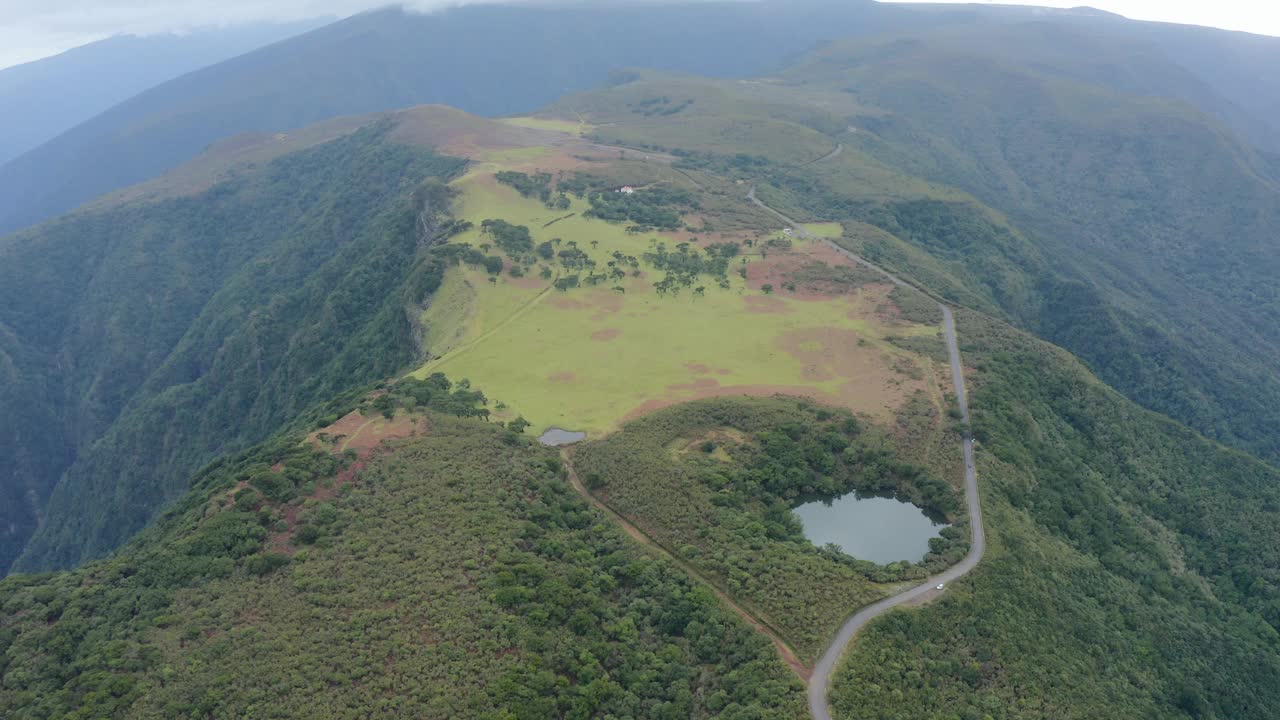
[[419, 272, 559, 374], [561, 451, 811, 681], [744, 186, 985, 720], [338, 417, 379, 454], [803, 143, 843, 167]]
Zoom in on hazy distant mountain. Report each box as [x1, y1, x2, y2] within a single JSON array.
[[0, 0, 939, 236], [0, 21, 325, 166], [5, 1, 1280, 238]]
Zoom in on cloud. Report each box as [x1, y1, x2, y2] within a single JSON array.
[[5, 0, 1278, 71], [884, 0, 1280, 39], [5, 2, 455, 36], [0, 1, 514, 69]]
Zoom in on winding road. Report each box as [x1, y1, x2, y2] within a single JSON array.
[[802, 143, 844, 167], [746, 187, 985, 720]]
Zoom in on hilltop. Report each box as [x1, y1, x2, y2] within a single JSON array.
[[3, 94, 1280, 718], [3, 5, 1280, 720]]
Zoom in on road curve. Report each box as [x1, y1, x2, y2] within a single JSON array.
[[744, 187, 985, 720], [803, 143, 844, 166], [808, 306, 983, 720]]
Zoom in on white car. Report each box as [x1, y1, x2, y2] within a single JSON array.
[[936, 583, 945, 590]]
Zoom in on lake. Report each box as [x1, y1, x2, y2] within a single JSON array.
[[538, 428, 587, 447], [793, 493, 948, 565]]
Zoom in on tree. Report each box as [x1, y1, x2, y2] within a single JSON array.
[[509, 417, 531, 434], [762, 284, 774, 294]]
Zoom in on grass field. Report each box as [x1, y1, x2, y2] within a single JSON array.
[[411, 129, 949, 441], [802, 222, 844, 237], [498, 115, 591, 136]]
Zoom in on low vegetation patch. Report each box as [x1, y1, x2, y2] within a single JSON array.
[[0, 385, 805, 718], [572, 397, 967, 661]]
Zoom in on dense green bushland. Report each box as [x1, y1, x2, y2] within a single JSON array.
[[0, 408, 805, 718], [830, 311, 1280, 719], [572, 397, 967, 661], [2, 125, 466, 574], [761, 131, 1280, 470], [788, 35, 1280, 465]]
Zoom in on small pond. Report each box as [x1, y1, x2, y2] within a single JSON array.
[[793, 492, 948, 565], [538, 428, 587, 447]]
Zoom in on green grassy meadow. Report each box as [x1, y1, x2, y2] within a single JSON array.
[[413, 162, 943, 437]]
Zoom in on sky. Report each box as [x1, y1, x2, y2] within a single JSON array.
[[888, 1, 1280, 37], [1, 0, 1278, 71]]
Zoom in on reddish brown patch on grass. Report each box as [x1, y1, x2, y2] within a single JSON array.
[[587, 289, 627, 320], [499, 259, 549, 290], [334, 413, 425, 457], [550, 296, 589, 310], [550, 288, 626, 319], [592, 328, 621, 342], [272, 411, 431, 554], [744, 295, 791, 314], [548, 371, 577, 384], [743, 240, 883, 302], [745, 250, 811, 293], [802, 365, 836, 381], [585, 320, 921, 424], [778, 327, 923, 420]]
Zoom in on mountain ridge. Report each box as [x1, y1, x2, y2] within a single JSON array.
[[0, 21, 324, 166]]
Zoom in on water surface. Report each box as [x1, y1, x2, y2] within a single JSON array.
[[794, 493, 947, 565], [538, 428, 587, 447]]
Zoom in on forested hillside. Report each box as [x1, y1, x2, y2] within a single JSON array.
[[830, 311, 1280, 719], [1, 123, 466, 574], [0, 385, 805, 718], [777, 27, 1280, 462], [4, 304, 1278, 719]]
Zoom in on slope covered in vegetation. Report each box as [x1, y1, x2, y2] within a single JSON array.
[[572, 397, 968, 661], [2, 123, 466, 574], [548, 29, 1280, 470], [5, 14, 1280, 716], [0, 382, 806, 718], [830, 311, 1280, 719], [780, 27, 1280, 464]]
